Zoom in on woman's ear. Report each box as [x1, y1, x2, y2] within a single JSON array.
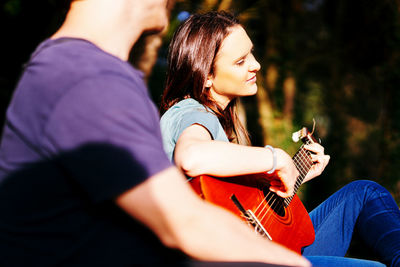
[[205, 78, 213, 88]]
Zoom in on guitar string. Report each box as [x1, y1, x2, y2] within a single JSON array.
[[252, 143, 313, 223], [286, 140, 313, 205], [252, 141, 314, 230], [253, 146, 309, 226], [263, 147, 312, 222], [252, 191, 281, 234], [283, 145, 313, 209], [254, 144, 309, 216], [286, 149, 312, 206]]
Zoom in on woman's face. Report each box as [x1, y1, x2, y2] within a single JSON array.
[[207, 26, 261, 109]]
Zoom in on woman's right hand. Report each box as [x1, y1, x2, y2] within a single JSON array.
[[268, 148, 299, 198]]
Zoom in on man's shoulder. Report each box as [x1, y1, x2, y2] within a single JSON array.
[[31, 38, 140, 81], [17, 37, 147, 113]]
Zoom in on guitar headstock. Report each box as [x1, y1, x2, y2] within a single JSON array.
[[292, 126, 319, 144]]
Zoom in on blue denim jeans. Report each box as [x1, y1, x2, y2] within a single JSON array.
[[302, 180, 400, 267]]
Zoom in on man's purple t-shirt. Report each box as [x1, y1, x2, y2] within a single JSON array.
[[0, 38, 180, 265], [0, 38, 171, 184]]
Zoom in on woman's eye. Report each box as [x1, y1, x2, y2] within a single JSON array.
[[236, 59, 245, 65]]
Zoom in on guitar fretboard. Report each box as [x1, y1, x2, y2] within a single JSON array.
[[284, 137, 314, 206]]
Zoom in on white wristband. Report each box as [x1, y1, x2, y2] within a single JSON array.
[[265, 145, 276, 174]]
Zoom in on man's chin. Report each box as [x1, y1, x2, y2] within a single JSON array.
[[143, 21, 168, 35], [143, 28, 164, 36]]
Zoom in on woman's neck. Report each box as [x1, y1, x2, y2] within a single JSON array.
[[209, 89, 232, 110]]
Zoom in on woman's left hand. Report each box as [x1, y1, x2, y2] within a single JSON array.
[[303, 143, 330, 183]]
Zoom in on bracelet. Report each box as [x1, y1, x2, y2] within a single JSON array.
[[265, 145, 276, 174]]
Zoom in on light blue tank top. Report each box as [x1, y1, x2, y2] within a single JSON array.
[[160, 98, 229, 162]]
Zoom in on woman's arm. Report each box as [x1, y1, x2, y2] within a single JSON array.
[[116, 166, 310, 266], [174, 124, 299, 198]]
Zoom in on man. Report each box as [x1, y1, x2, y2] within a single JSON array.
[[0, 0, 310, 266]]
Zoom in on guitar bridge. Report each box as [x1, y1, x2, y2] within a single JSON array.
[[245, 209, 273, 240], [230, 194, 272, 240]]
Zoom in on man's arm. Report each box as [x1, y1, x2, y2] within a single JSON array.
[[116, 166, 310, 266]]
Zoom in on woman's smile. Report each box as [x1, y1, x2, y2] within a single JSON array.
[[246, 74, 257, 83]]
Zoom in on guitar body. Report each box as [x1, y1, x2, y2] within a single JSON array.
[[190, 173, 315, 254]]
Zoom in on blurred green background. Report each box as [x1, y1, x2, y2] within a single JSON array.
[[1, 0, 399, 260]]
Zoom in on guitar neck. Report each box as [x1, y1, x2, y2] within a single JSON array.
[[284, 135, 315, 205]]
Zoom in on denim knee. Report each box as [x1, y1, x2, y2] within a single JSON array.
[[345, 180, 390, 203]]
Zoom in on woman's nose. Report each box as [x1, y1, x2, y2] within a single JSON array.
[[249, 56, 261, 72]]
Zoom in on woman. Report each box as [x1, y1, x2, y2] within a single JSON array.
[[160, 11, 400, 267]]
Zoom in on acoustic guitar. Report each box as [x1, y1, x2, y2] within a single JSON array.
[[189, 127, 316, 254]]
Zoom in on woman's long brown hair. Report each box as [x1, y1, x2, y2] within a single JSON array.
[[161, 11, 250, 145]]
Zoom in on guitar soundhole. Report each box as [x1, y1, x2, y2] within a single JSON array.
[[262, 187, 286, 217]]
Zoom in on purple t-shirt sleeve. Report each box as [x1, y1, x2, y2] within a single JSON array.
[[41, 73, 171, 202]]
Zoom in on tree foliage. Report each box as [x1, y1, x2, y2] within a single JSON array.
[[161, 0, 400, 209], [1, 0, 399, 210]]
